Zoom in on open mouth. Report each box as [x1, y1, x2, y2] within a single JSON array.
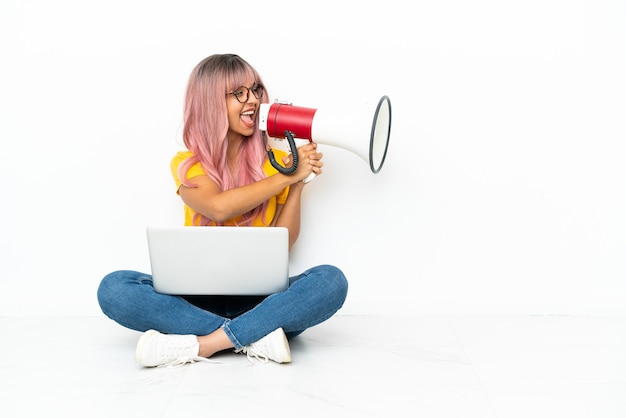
[[241, 109, 255, 128]]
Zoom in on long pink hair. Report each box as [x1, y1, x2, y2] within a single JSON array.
[[178, 54, 270, 226]]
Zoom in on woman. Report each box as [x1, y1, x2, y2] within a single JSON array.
[[97, 53, 348, 367]]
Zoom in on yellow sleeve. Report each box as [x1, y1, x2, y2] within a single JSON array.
[[170, 151, 205, 192]]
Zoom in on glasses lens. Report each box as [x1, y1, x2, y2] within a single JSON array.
[[251, 84, 264, 100], [231, 87, 248, 103]]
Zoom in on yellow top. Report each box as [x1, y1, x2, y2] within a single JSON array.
[[170, 150, 290, 226]]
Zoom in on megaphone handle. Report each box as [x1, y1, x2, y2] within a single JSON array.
[[265, 131, 299, 175], [264, 130, 316, 183]]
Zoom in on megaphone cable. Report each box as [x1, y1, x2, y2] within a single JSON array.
[[264, 130, 299, 175]]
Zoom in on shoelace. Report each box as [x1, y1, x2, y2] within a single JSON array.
[[158, 355, 221, 368], [241, 344, 270, 364]]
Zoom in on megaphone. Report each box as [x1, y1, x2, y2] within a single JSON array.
[[259, 95, 392, 183]]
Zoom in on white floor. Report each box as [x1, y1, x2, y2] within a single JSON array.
[[1, 315, 625, 418]]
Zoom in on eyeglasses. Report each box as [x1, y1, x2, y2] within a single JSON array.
[[227, 84, 264, 103]]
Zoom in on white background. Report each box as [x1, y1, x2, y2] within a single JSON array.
[[1, 0, 624, 316]]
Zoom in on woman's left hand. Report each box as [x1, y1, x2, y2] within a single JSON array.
[[282, 142, 324, 182]]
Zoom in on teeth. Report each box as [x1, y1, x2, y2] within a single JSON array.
[[242, 111, 254, 115]]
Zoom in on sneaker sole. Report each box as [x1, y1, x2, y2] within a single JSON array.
[[272, 328, 292, 364], [135, 329, 160, 366]]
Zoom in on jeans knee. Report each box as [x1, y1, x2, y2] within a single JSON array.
[[315, 264, 349, 306], [97, 272, 117, 315], [96, 270, 138, 315]]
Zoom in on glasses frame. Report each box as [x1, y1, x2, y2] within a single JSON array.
[[226, 84, 264, 103]]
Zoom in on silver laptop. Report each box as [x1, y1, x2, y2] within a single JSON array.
[[146, 226, 289, 295]]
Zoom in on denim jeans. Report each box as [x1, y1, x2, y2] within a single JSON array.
[[97, 264, 348, 350]]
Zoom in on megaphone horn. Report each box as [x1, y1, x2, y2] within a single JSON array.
[[259, 96, 392, 182]]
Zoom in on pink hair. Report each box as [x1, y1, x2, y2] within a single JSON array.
[[178, 54, 271, 226]]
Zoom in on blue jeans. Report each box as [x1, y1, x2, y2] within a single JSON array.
[[97, 265, 348, 350]]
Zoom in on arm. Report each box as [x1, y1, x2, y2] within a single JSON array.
[[180, 172, 292, 223], [273, 181, 304, 249], [274, 144, 324, 249], [179, 142, 323, 226]]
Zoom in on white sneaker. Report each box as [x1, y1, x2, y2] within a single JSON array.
[[135, 329, 211, 367], [237, 328, 292, 364]]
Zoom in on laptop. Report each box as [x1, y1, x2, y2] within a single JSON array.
[[146, 226, 290, 295]]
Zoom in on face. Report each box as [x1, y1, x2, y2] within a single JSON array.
[[226, 82, 264, 138]]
